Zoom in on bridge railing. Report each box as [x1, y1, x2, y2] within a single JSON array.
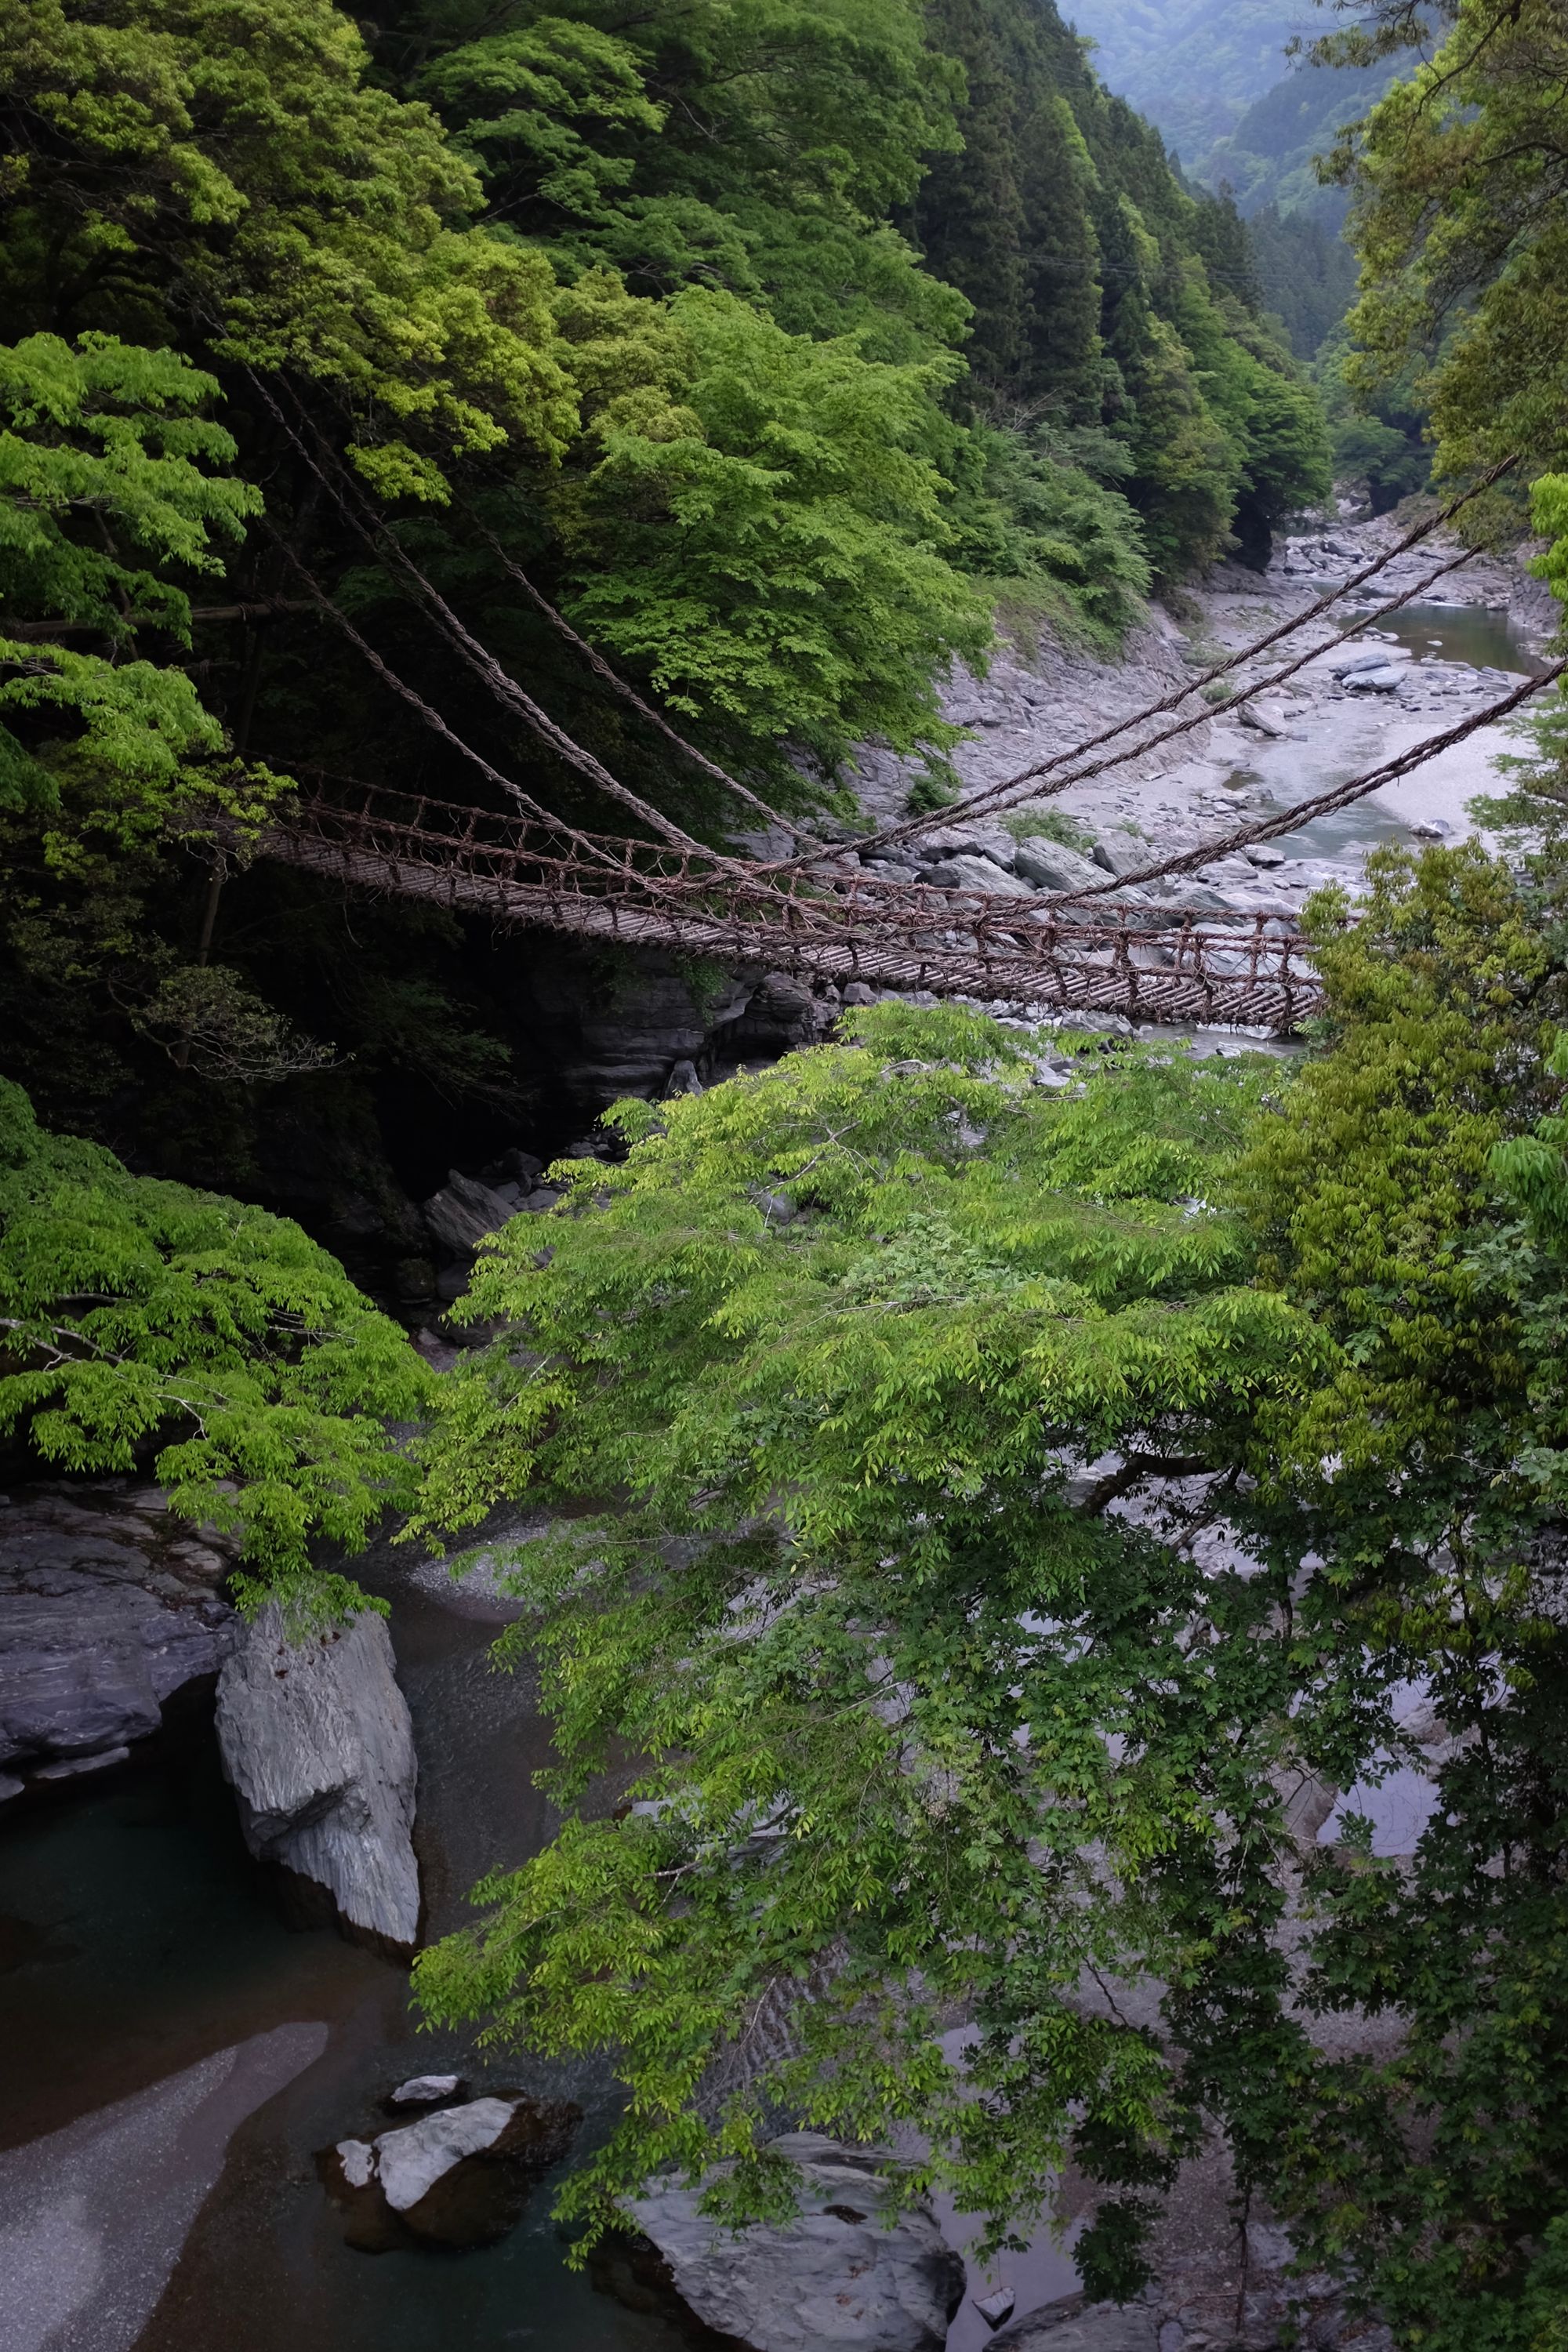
[[257, 782, 1324, 1030]]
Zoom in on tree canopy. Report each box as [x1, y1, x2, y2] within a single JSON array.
[[409, 848, 1568, 2343], [0, 1073, 431, 1599]]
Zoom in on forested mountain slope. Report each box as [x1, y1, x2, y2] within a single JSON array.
[[0, 0, 1326, 1220], [1062, 0, 1316, 162]]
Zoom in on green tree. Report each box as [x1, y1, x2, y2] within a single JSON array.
[[408, 1006, 1323, 2282], [1321, 0, 1568, 532], [406, 0, 966, 356], [0, 331, 269, 846], [1222, 848, 1568, 2350], [0, 1074, 432, 1597], [0, 0, 575, 495], [554, 281, 993, 781], [408, 849, 1568, 2343]]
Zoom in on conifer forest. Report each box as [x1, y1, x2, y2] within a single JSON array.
[[2, 4, 1568, 2350]]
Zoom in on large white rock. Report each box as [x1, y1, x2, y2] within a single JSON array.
[[216, 1603, 419, 1953], [357, 2098, 518, 2211], [629, 2132, 966, 2352], [324, 2092, 580, 2249]]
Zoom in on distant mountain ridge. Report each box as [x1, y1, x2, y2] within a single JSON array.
[[1063, 0, 1414, 355], [1063, 1, 1321, 163]]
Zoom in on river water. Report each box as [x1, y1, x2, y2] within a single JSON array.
[[0, 1544, 699, 2352], [1240, 603, 1549, 866]]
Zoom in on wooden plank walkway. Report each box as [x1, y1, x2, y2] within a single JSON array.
[[261, 785, 1324, 1033]]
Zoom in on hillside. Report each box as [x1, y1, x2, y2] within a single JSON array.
[[1063, 0, 1317, 162]]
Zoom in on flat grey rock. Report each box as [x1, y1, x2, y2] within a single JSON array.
[[630, 2132, 966, 2352], [1013, 839, 1105, 894], [388, 2072, 465, 2107], [0, 1488, 234, 1776], [931, 855, 1036, 898], [1090, 835, 1153, 878], [912, 824, 1018, 868], [0, 2024, 326, 2352], [216, 1604, 419, 1953], [989, 2296, 1159, 2352]]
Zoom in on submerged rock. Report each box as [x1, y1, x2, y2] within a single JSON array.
[[322, 2093, 580, 2250], [216, 1603, 419, 1956], [624, 2132, 966, 2352]]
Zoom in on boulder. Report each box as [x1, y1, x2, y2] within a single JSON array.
[[1089, 834, 1152, 879], [1331, 649, 1404, 681], [989, 2294, 1160, 2351], [1012, 839, 1105, 894], [975, 2286, 1018, 2328], [322, 2093, 580, 2250], [1238, 701, 1290, 738], [0, 1486, 235, 1783], [626, 2132, 966, 2352], [386, 2074, 466, 2109], [912, 823, 1018, 869], [420, 1169, 518, 1254], [216, 1603, 420, 1955], [930, 855, 1036, 898]]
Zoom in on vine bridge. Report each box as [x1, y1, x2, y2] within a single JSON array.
[[246, 441, 1557, 1040], [264, 780, 1322, 1033]]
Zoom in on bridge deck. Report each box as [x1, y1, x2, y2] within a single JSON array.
[[261, 786, 1324, 1034]]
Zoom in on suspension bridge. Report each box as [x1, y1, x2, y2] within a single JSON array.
[[265, 779, 1322, 1031], [241, 423, 1557, 1040]]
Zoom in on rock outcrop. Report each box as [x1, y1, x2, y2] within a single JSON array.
[[624, 2132, 966, 2352], [420, 1167, 522, 1254], [989, 2297, 1160, 2352], [321, 2092, 579, 2250], [0, 1485, 235, 1799], [216, 1602, 419, 1955]]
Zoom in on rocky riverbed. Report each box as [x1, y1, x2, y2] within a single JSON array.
[[846, 510, 1555, 931]]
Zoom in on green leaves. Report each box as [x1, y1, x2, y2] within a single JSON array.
[[556, 286, 993, 779], [407, 1010, 1325, 2267], [0, 331, 295, 869], [0, 1076, 432, 1587], [408, 888, 1568, 2332], [0, 0, 575, 482], [0, 333, 256, 633], [1330, 0, 1568, 515]]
